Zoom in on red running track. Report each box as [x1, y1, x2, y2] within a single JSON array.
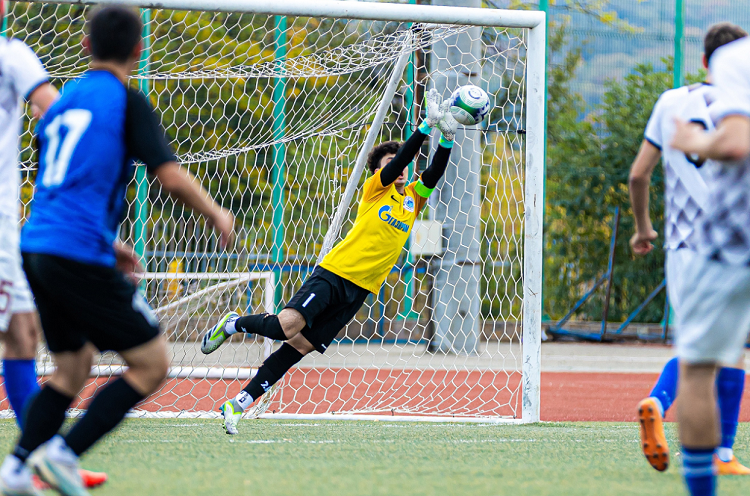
[[3, 370, 750, 421]]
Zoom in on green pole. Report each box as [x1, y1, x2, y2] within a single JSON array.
[[271, 16, 287, 312], [401, 0, 419, 322], [539, 0, 550, 321], [673, 0, 685, 88], [2, 9, 8, 34], [134, 9, 151, 273]]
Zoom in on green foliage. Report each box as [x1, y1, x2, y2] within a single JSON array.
[[491, 0, 645, 32], [544, 31, 674, 321]]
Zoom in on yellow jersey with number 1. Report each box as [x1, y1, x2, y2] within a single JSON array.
[[320, 169, 431, 294]]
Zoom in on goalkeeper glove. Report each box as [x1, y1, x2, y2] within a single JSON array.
[[419, 88, 443, 133], [435, 99, 458, 143]]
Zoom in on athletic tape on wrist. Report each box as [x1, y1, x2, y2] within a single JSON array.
[[414, 180, 434, 199], [418, 121, 432, 134], [439, 135, 454, 148]]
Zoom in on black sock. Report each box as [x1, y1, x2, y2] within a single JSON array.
[[14, 385, 73, 462], [243, 343, 304, 400], [64, 377, 144, 456], [235, 313, 288, 341]]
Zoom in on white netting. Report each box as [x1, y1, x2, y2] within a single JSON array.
[[7, 1, 531, 420]]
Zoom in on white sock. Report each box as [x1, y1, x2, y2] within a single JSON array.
[[650, 396, 665, 418], [225, 318, 238, 335], [47, 435, 78, 465], [234, 391, 254, 411], [716, 447, 733, 463]]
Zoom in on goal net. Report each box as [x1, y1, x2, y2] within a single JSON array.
[[6, 0, 545, 422]]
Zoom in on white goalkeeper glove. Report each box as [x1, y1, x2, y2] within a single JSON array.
[[423, 88, 443, 129], [435, 99, 458, 142]]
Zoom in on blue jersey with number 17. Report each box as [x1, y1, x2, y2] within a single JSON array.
[[22, 70, 174, 267]]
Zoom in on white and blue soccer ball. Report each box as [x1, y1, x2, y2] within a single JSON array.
[[448, 85, 490, 126]]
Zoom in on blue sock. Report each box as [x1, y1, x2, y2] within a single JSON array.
[[2, 359, 40, 430], [716, 367, 744, 451], [649, 357, 679, 416], [681, 446, 716, 496]]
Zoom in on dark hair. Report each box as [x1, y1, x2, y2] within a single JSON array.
[[367, 141, 400, 174], [704, 22, 748, 64], [88, 5, 143, 63]]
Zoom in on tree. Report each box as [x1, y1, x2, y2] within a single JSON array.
[[544, 36, 674, 321]]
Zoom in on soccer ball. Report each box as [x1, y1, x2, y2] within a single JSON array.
[[448, 85, 490, 126]]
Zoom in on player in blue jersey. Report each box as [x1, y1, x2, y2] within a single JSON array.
[[0, 6, 234, 496], [0, 2, 107, 490]]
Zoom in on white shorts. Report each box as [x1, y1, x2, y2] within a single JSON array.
[[0, 215, 35, 332], [676, 254, 750, 365], [665, 248, 696, 319]]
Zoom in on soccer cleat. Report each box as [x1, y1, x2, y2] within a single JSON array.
[[637, 397, 669, 472], [716, 456, 750, 475], [0, 455, 43, 496], [79, 470, 107, 489], [33, 470, 108, 490], [201, 311, 240, 355], [220, 399, 243, 435], [28, 437, 88, 496]]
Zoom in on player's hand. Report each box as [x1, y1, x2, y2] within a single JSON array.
[[436, 100, 458, 142], [630, 229, 658, 255], [424, 88, 443, 128], [209, 207, 235, 250], [114, 240, 144, 284]]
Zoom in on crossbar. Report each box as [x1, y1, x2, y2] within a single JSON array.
[[22, 0, 545, 28]]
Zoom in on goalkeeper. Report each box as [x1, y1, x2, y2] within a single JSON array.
[[202, 89, 459, 434]]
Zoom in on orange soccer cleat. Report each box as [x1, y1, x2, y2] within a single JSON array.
[[33, 468, 108, 490], [716, 456, 750, 475], [637, 397, 669, 472]]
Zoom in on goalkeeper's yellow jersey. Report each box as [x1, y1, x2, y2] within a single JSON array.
[[320, 169, 430, 294]]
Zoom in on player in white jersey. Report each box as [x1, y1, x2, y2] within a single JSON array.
[[0, 0, 57, 413], [669, 28, 750, 496], [629, 24, 750, 481], [0, 1, 107, 491]]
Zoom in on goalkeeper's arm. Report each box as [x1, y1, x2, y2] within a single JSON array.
[[382, 124, 454, 190], [379, 127, 431, 187], [420, 136, 453, 189], [380, 88, 449, 187]]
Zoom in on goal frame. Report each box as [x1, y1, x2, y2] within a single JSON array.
[[29, 0, 546, 423]]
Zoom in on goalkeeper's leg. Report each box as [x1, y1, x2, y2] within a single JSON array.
[[221, 335, 311, 434], [202, 268, 334, 355]]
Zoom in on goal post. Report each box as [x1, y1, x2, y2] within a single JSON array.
[[8, 0, 545, 423]]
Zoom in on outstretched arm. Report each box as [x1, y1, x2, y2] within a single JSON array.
[[125, 89, 235, 249], [379, 127, 430, 187], [380, 88, 447, 187], [420, 137, 453, 189]]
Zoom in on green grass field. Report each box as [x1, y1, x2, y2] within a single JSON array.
[[1, 420, 747, 495]]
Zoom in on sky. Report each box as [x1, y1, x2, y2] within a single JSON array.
[[552, 0, 750, 107]]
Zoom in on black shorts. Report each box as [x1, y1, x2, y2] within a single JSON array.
[[22, 253, 161, 354], [285, 267, 370, 354]]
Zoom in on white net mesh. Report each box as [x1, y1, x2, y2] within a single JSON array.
[[7, 1, 530, 420]]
